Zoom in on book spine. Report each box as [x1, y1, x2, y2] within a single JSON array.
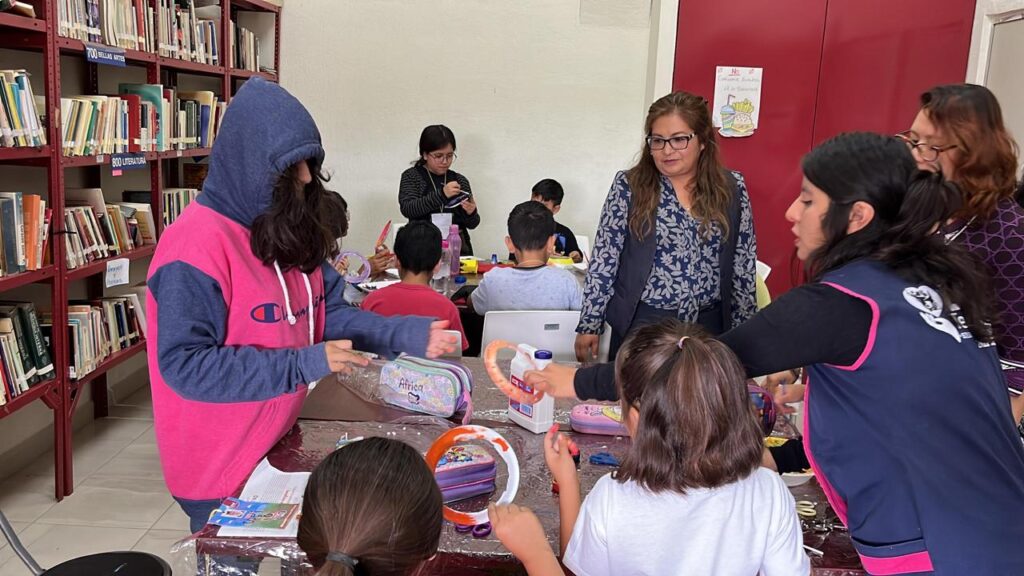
[[1, 310, 37, 385]]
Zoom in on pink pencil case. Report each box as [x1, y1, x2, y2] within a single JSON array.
[[570, 404, 629, 436], [434, 444, 496, 504]]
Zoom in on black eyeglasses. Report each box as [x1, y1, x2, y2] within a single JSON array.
[[646, 134, 694, 151], [895, 131, 957, 162]]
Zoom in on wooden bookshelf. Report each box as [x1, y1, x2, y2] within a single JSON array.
[[64, 244, 157, 282], [229, 68, 276, 82], [0, 265, 57, 292], [0, 146, 51, 163], [0, 0, 282, 500], [56, 37, 158, 64], [159, 56, 225, 76], [61, 152, 160, 168], [70, 339, 147, 389], [0, 10, 46, 33]]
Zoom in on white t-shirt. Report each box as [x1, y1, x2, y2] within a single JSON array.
[[563, 468, 810, 576], [470, 265, 581, 315]]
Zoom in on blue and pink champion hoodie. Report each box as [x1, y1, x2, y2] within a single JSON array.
[[146, 78, 433, 501]]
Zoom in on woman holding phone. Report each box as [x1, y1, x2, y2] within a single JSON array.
[[398, 124, 480, 255]]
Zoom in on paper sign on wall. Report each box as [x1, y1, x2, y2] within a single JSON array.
[[712, 66, 763, 138]]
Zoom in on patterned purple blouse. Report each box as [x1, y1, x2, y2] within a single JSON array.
[[954, 198, 1024, 394]]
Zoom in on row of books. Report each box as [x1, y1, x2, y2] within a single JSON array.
[[121, 187, 197, 227], [61, 86, 223, 156], [57, 0, 222, 66], [57, 0, 153, 53], [0, 192, 52, 277], [156, 0, 220, 65], [229, 20, 260, 72], [162, 187, 197, 226], [66, 289, 147, 380], [0, 301, 54, 406], [0, 70, 47, 149], [64, 188, 156, 269]]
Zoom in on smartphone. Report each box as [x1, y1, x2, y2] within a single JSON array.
[[444, 191, 472, 209]]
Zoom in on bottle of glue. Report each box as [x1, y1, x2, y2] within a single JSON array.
[[508, 345, 555, 434]]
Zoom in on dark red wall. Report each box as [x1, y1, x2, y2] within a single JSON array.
[[673, 0, 976, 294]]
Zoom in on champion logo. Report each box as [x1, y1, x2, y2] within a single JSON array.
[[249, 294, 326, 324], [250, 303, 284, 323]]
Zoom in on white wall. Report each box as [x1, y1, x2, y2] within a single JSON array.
[[280, 0, 656, 258]]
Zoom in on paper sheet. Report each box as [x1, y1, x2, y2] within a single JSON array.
[[216, 458, 310, 538], [712, 66, 764, 138]]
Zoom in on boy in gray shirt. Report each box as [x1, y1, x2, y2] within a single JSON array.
[[470, 201, 582, 315]]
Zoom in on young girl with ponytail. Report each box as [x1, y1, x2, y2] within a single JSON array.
[[529, 132, 1024, 575], [297, 437, 443, 576]]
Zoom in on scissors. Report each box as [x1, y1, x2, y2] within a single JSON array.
[[454, 522, 492, 538], [795, 500, 817, 519], [588, 452, 621, 467]]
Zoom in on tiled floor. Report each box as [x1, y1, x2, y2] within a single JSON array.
[[0, 387, 281, 575]]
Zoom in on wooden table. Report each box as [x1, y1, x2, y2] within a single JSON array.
[[189, 358, 865, 575]]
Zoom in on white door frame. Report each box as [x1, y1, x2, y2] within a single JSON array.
[[968, 1, 1024, 84]]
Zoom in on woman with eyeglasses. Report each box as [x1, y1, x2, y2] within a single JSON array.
[[530, 133, 1024, 575], [575, 91, 757, 361], [899, 84, 1024, 425], [398, 124, 479, 255]]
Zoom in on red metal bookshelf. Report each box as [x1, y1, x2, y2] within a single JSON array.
[[0, 0, 281, 500]]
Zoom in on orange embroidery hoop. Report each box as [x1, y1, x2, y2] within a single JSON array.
[[425, 425, 520, 525], [483, 340, 543, 405]]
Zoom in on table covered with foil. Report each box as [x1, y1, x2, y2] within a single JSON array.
[[172, 358, 865, 575]]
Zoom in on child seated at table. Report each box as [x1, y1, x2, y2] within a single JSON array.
[[509, 179, 583, 263], [470, 201, 582, 315], [492, 320, 809, 576], [321, 192, 395, 306], [297, 437, 442, 576], [362, 220, 469, 350]]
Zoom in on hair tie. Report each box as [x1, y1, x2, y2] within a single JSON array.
[[326, 551, 359, 571], [677, 336, 689, 349]]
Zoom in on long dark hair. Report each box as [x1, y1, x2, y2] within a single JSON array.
[[250, 161, 335, 274], [320, 191, 349, 260], [803, 132, 995, 339], [627, 92, 731, 239], [297, 437, 443, 576], [920, 84, 1019, 221], [614, 320, 763, 493], [413, 125, 457, 166]]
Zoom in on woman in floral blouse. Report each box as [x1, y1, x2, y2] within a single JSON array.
[[575, 91, 757, 361]]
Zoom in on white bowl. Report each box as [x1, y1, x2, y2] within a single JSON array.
[[782, 471, 814, 487]]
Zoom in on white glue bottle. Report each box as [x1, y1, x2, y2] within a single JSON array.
[[508, 345, 555, 434]]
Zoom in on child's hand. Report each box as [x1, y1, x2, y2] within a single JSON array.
[[332, 256, 349, 276], [544, 426, 579, 489], [771, 383, 805, 415], [425, 320, 458, 358], [489, 503, 559, 571], [324, 340, 371, 375], [367, 249, 394, 278], [568, 251, 583, 263], [525, 363, 579, 399]]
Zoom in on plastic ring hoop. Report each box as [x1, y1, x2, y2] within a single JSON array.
[[334, 250, 371, 284], [425, 425, 520, 525]]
